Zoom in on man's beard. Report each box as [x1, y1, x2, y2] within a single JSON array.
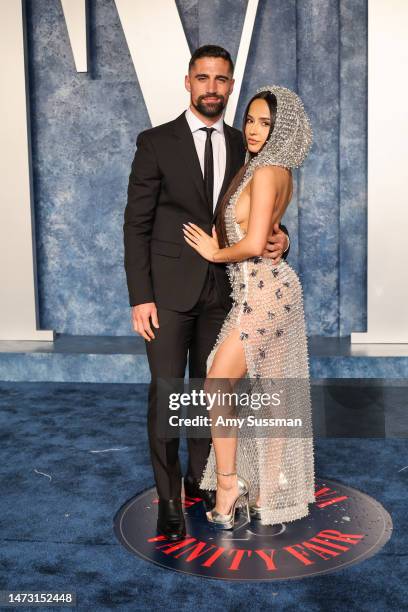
[[193, 94, 225, 118]]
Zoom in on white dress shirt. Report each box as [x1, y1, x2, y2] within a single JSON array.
[[185, 107, 226, 211]]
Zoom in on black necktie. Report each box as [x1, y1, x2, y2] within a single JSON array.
[[199, 127, 215, 212]]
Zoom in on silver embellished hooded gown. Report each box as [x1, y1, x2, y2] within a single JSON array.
[[199, 86, 316, 525]]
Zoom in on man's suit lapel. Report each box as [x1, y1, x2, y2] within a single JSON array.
[[172, 113, 242, 220], [212, 123, 238, 223], [172, 113, 208, 209]]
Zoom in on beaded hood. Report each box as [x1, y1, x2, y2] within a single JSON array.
[[244, 85, 313, 175]]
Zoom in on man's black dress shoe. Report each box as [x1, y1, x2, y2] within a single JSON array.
[[183, 476, 216, 512], [157, 498, 186, 541]]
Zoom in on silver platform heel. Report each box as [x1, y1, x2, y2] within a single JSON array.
[[206, 470, 250, 530], [249, 503, 263, 520], [250, 472, 288, 519]]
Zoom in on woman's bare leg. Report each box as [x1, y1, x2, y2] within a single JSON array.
[[205, 328, 247, 514]]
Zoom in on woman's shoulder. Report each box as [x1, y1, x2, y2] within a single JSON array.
[[251, 165, 292, 188], [253, 164, 291, 176]]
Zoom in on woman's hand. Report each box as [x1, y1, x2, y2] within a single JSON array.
[[182, 222, 220, 262]]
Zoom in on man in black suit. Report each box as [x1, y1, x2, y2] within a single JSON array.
[[123, 45, 290, 540]]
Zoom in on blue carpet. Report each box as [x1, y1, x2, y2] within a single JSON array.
[[0, 382, 406, 611]]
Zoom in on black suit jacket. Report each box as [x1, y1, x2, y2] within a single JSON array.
[[123, 111, 289, 311]]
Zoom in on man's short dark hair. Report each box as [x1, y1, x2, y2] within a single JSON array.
[[188, 45, 234, 74]]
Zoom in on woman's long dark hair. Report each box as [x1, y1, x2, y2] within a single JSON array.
[[215, 91, 277, 249]]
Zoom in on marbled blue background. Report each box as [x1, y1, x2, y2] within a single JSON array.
[[26, 0, 367, 337]]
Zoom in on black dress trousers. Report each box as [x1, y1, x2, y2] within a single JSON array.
[[145, 264, 228, 500]]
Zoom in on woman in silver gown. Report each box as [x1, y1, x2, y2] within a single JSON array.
[[182, 85, 315, 528]]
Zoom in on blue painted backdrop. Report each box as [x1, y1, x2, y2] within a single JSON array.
[[26, 0, 367, 337]]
